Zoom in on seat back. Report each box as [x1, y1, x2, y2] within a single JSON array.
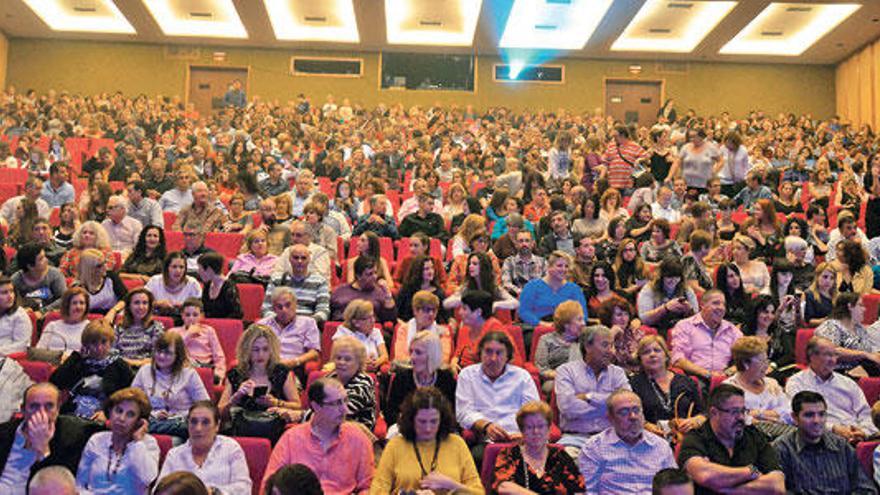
[[205, 232, 245, 259], [321, 322, 343, 363], [529, 325, 556, 363], [153, 434, 174, 467], [154, 316, 175, 330], [16, 359, 55, 383], [163, 211, 177, 231], [122, 277, 145, 291], [864, 294, 880, 325], [856, 441, 880, 479], [203, 318, 243, 370], [165, 231, 185, 252], [194, 366, 221, 403], [859, 377, 880, 406], [237, 283, 265, 323], [795, 328, 815, 365], [505, 325, 527, 367], [233, 436, 272, 495], [481, 442, 515, 489]]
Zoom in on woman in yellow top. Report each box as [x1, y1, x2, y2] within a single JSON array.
[[371, 387, 483, 494]]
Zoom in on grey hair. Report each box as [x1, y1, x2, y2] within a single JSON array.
[[580, 324, 611, 353], [29, 466, 76, 494], [784, 235, 808, 252], [271, 286, 297, 304]]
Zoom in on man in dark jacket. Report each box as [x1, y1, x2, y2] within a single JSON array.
[[398, 193, 448, 242], [0, 383, 102, 492]]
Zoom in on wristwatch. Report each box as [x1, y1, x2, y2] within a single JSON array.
[[748, 464, 761, 480]]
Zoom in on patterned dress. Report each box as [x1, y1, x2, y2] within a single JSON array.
[[491, 444, 584, 494]]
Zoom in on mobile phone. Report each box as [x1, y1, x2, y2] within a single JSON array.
[[253, 386, 268, 398]]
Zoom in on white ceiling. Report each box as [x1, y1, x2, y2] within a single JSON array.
[[1, 0, 878, 64]]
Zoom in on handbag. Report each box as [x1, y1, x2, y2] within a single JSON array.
[[230, 407, 285, 443]]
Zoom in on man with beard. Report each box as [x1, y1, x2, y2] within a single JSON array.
[[578, 390, 676, 493], [500, 229, 546, 298], [671, 290, 743, 384], [679, 384, 785, 495], [772, 391, 875, 494]]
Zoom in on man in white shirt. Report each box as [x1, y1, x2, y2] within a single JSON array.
[[651, 186, 681, 223], [39, 163, 74, 209], [826, 212, 870, 262], [159, 168, 193, 213], [785, 336, 878, 442], [126, 180, 163, 228], [102, 195, 142, 256], [1, 177, 50, 226]]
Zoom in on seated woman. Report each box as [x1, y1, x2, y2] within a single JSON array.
[[636, 257, 698, 337], [303, 202, 338, 261], [73, 248, 127, 322], [586, 262, 621, 318], [599, 187, 629, 222], [744, 294, 797, 369], [219, 325, 302, 441], [392, 291, 452, 364], [229, 230, 277, 282], [222, 193, 251, 233], [766, 259, 802, 364], [197, 252, 243, 320], [121, 226, 167, 282], [742, 199, 784, 261], [114, 288, 166, 368], [54, 202, 79, 250], [158, 401, 252, 494], [11, 242, 66, 317], [815, 292, 880, 376], [571, 195, 607, 239], [598, 297, 645, 374], [394, 233, 447, 289], [639, 219, 683, 265], [146, 252, 203, 317], [715, 263, 749, 327], [446, 229, 502, 295], [36, 287, 91, 354], [333, 299, 390, 373], [50, 319, 135, 421], [373, 387, 482, 493], [132, 332, 210, 438], [75, 387, 160, 495], [595, 216, 628, 261], [625, 203, 653, 244], [443, 251, 518, 313], [0, 276, 31, 357], [346, 232, 394, 288], [833, 239, 876, 296], [613, 238, 649, 303], [534, 301, 584, 395], [396, 254, 450, 325], [491, 401, 585, 494], [730, 235, 771, 295], [168, 298, 226, 383], [58, 221, 116, 277], [629, 335, 704, 439], [322, 336, 377, 431], [806, 203, 830, 256], [519, 251, 589, 328], [723, 336, 793, 436], [384, 332, 457, 430], [681, 229, 715, 294], [804, 262, 837, 327]]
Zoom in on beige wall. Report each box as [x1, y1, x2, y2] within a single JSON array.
[[836, 39, 879, 129], [7, 38, 837, 118], [0, 31, 8, 90]]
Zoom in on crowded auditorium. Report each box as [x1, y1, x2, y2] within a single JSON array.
[[3, 0, 880, 494]]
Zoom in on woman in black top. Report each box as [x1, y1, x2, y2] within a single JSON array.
[[715, 263, 748, 327], [384, 331, 455, 427], [121, 225, 167, 281], [865, 153, 880, 239], [629, 335, 703, 439], [196, 251, 242, 319], [396, 254, 449, 324]]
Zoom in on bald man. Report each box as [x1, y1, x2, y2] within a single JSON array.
[[102, 194, 143, 255]]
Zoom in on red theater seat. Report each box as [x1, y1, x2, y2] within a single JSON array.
[[795, 328, 815, 366], [238, 283, 265, 323], [856, 441, 879, 479], [233, 436, 272, 495], [203, 318, 243, 370], [205, 232, 244, 259]]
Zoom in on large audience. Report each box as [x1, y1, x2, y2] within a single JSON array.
[[1, 85, 880, 494]]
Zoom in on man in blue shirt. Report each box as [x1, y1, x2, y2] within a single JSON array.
[[40, 162, 74, 208], [223, 79, 246, 108]]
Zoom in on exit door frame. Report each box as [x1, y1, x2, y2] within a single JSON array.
[[602, 77, 666, 122], [185, 64, 252, 108]]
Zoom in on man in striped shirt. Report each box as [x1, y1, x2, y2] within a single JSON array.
[[262, 244, 330, 325], [602, 125, 648, 192]]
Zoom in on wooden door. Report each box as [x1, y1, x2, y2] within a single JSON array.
[[188, 67, 249, 117], [605, 80, 662, 125]]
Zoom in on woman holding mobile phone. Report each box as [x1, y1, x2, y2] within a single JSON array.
[[75, 387, 160, 494]]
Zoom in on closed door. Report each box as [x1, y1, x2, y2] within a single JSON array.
[[188, 67, 249, 117], [605, 80, 662, 125]]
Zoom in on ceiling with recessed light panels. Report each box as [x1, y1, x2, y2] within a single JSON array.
[[1, 0, 878, 64]]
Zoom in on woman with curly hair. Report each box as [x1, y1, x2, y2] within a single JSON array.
[[58, 220, 116, 277], [121, 225, 167, 281]]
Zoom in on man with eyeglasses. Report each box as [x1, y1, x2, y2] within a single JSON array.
[[578, 390, 675, 493], [262, 377, 373, 495], [678, 384, 785, 495], [101, 194, 142, 256], [273, 221, 331, 282], [772, 391, 875, 494], [786, 336, 877, 443]]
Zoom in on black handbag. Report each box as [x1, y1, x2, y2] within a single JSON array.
[[230, 407, 285, 443]]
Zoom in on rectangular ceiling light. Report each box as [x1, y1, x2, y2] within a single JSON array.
[[720, 2, 860, 56], [263, 0, 359, 42], [141, 0, 247, 38], [22, 0, 135, 34], [385, 0, 483, 46], [612, 0, 737, 53], [499, 0, 613, 50]]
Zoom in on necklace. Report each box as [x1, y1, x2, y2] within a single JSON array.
[[412, 439, 440, 478], [413, 371, 436, 388], [648, 373, 672, 414], [520, 445, 546, 489], [106, 441, 128, 479]]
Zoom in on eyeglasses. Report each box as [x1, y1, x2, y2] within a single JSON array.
[[715, 406, 748, 417], [320, 398, 347, 407]]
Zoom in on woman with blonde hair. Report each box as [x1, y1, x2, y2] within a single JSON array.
[[534, 300, 584, 394], [37, 287, 91, 354], [58, 220, 116, 277], [74, 248, 127, 322], [804, 262, 837, 326], [730, 234, 771, 295], [723, 336, 792, 431], [218, 324, 302, 441], [229, 229, 277, 280], [442, 183, 469, 223], [333, 299, 389, 373], [452, 214, 487, 258]]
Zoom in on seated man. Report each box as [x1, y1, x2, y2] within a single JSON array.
[[40, 162, 74, 209], [671, 290, 743, 382], [774, 391, 875, 494], [262, 377, 374, 495], [273, 221, 331, 282], [456, 331, 539, 449], [492, 213, 527, 260], [159, 167, 193, 213], [172, 181, 227, 233], [398, 193, 447, 242], [0, 177, 50, 226], [101, 195, 143, 256], [451, 290, 523, 371], [259, 162, 290, 198], [126, 180, 163, 228], [0, 383, 102, 493], [678, 384, 785, 495], [501, 229, 547, 298], [578, 390, 676, 493], [652, 469, 695, 495], [570, 233, 597, 291], [181, 228, 216, 279], [538, 210, 575, 257], [786, 336, 878, 442], [353, 194, 398, 240], [26, 219, 65, 267], [329, 255, 396, 324], [257, 287, 320, 383], [555, 325, 630, 452], [651, 186, 681, 224], [262, 244, 330, 325]]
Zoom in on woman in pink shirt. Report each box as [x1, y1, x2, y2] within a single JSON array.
[[169, 298, 226, 383]]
